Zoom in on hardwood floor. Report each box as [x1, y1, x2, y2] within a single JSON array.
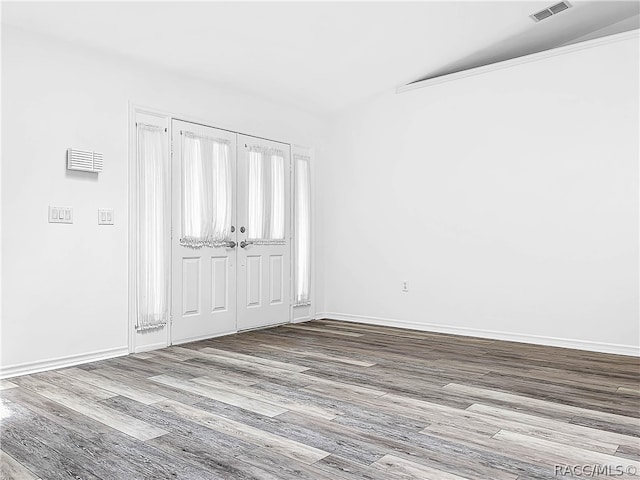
[[1, 319, 639, 479]]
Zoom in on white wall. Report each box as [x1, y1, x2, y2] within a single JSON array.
[[2, 25, 637, 376], [1, 26, 326, 374], [318, 34, 639, 355]]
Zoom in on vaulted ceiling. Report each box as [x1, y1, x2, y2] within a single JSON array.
[[2, 1, 638, 114]]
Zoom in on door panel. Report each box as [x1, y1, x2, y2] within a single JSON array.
[[270, 255, 284, 305], [182, 257, 201, 316], [237, 135, 291, 330], [171, 120, 237, 344], [246, 255, 262, 307], [211, 257, 229, 312]]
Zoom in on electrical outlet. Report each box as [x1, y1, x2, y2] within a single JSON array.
[[402, 281, 409, 293]]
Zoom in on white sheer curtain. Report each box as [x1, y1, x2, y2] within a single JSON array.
[[247, 149, 264, 240], [136, 123, 170, 330], [181, 132, 232, 248], [294, 156, 311, 305], [270, 154, 285, 240], [247, 147, 285, 243]]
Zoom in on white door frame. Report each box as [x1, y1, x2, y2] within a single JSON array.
[[128, 103, 308, 353]]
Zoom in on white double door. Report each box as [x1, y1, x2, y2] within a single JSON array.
[[171, 120, 291, 344]]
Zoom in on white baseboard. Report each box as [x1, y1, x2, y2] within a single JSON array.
[[315, 312, 640, 357], [0, 346, 129, 379]]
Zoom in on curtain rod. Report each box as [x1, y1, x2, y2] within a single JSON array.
[[181, 130, 231, 145], [136, 122, 167, 132]]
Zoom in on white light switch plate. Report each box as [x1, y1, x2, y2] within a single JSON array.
[[49, 206, 73, 224], [98, 208, 114, 225]]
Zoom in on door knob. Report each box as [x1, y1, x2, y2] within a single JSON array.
[[240, 240, 254, 249], [227, 241, 237, 249]]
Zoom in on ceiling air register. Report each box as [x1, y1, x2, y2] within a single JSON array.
[[531, 2, 572, 22]]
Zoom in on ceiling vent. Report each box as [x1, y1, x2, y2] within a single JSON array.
[[531, 1, 571, 22]]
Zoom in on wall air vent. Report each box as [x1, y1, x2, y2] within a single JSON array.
[[531, 1, 571, 22], [67, 148, 104, 173]]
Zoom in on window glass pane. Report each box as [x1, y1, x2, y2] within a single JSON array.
[[137, 123, 170, 330], [294, 157, 311, 304], [247, 149, 285, 241], [270, 154, 285, 240], [247, 150, 264, 239], [181, 134, 232, 248], [212, 141, 233, 242]]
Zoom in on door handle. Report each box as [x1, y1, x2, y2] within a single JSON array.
[[240, 240, 254, 249], [226, 241, 237, 249]]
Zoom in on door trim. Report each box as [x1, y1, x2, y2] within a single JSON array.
[[128, 103, 303, 353]]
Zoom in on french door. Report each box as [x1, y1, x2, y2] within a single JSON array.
[[170, 122, 291, 344], [171, 120, 238, 344], [236, 135, 291, 331]]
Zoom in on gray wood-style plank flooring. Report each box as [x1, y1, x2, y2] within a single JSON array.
[[1, 319, 639, 479]]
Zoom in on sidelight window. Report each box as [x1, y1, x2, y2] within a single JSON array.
[[136, 123, 170, 330], [294, 155, 311, 305]]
